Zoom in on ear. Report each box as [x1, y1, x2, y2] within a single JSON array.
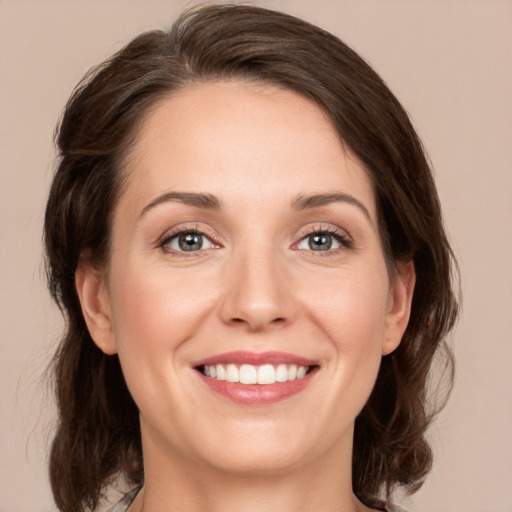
[[75, 258, 117, 355], [382, 259, 416, 356]]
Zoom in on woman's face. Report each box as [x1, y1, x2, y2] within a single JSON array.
[[79, 81, 414, 477]]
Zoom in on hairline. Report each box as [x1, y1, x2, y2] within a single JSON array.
[[107, 78, 397, 276]]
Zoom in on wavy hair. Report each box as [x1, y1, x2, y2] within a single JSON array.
[[44, 5, 459, 511]]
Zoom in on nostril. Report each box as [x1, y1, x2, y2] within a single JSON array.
[[227, 315, 287, 331]]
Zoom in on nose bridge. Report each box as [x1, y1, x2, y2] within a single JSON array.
[[219, 234, 294, 331]]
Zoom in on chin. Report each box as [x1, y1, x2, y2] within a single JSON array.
[[205, 448, 304, 477], [194, 423, 315, 476]]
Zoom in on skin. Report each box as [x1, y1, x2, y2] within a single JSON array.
[[76, 81, 415, 512]]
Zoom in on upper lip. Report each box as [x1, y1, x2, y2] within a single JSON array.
[[191, 351, 318, 367]]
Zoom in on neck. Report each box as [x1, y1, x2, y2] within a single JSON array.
[[131, 426, 374, 512]]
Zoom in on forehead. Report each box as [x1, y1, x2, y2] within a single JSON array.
[[120, 81, 376, 219]]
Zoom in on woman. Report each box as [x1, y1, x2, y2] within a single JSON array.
[[44, 4, 458, 512]]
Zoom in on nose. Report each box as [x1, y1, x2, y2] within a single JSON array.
[[219, 243, 296, 332]]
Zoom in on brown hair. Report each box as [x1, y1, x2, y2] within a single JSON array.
[[44, 4, 459, 511]]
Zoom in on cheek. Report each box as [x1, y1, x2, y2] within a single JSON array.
[[303, 266, 390, 352], [301, 264, 389, 409], [290, 264, 390, 439], [108, 263, 216, 357], [106, 263, 220, 420]]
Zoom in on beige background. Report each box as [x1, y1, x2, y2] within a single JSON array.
[[1, 1, 511, 511]]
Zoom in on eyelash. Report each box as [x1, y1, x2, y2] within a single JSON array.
[[158, 225, 353, 256], [158, 226, 218, 256], [299, 226, 354, 253]]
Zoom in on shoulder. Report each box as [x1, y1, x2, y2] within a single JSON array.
[[105, 486, 141, 512]]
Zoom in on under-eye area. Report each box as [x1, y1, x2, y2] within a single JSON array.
[[196, 363, 319, 385]]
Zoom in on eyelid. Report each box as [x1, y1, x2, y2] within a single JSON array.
[[155, 222, 353, 255], [293, 224, 354, 252], [158, 224, 222, 253]]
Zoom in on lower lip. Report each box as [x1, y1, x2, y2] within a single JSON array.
[[198, 370, 317, 405]]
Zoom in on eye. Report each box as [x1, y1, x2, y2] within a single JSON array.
[[296, 229, 351, 252], [161, 230, 216, 252]]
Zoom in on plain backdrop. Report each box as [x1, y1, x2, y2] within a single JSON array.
[[0, 1, 511, 511]]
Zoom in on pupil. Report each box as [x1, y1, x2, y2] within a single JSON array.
[[310, 234, 331, 251], [179, 233, 202, 251]]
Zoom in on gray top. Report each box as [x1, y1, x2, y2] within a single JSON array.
[[106, 487, 140, 512], [106, 487, 411, 512]]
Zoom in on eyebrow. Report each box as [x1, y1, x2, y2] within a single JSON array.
[[140, 191, 222, 217], [291, 192, 373, 223], [139, 190, 372, 224]]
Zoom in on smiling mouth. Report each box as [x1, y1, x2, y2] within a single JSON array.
[[192, 351, 319, 404], [196, 363, 316, 385]]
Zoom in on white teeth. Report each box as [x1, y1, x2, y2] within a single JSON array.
[[202, 363, 310, 384], [276, 364, 288, 382], [239, 364, 257, 384], [257, 364, 275, 384], [216, 364, 226, 380], [226, 364, 239, 382], [297, 366, 307, 379]]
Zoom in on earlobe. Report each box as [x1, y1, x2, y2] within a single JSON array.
[[382, 259, 416, 356], [75, 258, 117, 355]]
